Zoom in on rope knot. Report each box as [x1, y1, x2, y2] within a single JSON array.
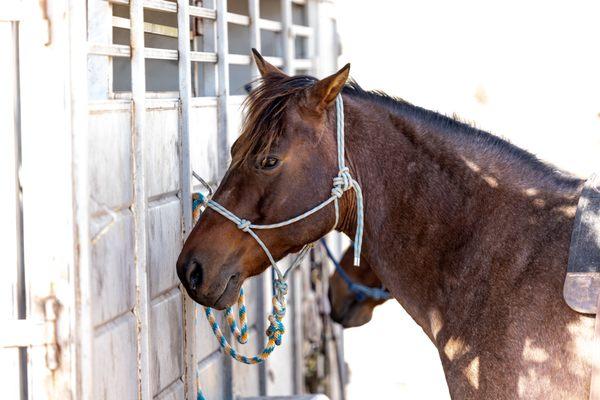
[[331, 186, 344, 198], [266, 315, 285, 346], [333, 167, 352, 193], [273, 280, 288, 296], [237, 219, 251, 232]]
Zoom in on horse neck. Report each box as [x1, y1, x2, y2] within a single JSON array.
[[337, 93, 582, 342]]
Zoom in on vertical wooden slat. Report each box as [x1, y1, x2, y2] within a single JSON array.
[[0, 20, 25, 400], [215, 1, 235, 396], [248, 0, 260, 78], [216, 0, 230, 176], [17, 0, 80, 397], [280, 0, 293, 74], [177, 1, 197, 399], [201, 0, 217, 97], [130, 1, 152, 399], [306, 0, 317, 75], [71, 0, 94, 397], [87, 0, 113, 99]]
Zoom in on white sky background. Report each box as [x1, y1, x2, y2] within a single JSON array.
[[336, 1, 600, 398]]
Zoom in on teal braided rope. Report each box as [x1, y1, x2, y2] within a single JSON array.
[[192, 198, 290, 365], [224, 287, 249, 344], [203, 282, 288, 364]]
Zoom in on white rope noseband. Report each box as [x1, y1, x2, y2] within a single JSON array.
[[194, 95, 364, 282]]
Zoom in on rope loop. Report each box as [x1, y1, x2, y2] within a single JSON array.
[[224, 288, 249, 344]]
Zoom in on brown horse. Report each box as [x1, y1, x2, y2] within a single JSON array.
[[177, 50, 593, 399], [328, 247, 388, 328]]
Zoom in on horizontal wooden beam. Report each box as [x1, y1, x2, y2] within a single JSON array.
[[228, 54, 251, 65], [190, 51, 218, 63], [109, 0, 216, 19], [112, 16, 179, 38], [293, 58, 312, 70], [190, 5, 216, 19], [259, 18, 282, 32], [88, 43, 130, 57], [227, 12, 250, 26], [292, 24, 312, 37], [264, 56, 283, 67], [89, 43, 218, 63]]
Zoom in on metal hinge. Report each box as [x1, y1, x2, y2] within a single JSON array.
[[0, 297, 60, 370]]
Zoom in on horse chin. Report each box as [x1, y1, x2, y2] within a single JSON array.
[[340, 306, 374, 328], [185, 272, 243, 310], [211, 273, 243, 310]]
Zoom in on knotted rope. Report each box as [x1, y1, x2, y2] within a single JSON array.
[[193, 94, 364, 397], [193, 193, 294, 365]]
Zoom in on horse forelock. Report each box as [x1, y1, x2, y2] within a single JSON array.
[[232, 73, 318, 166]]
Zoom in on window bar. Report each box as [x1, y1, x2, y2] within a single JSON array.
[[216, 0, 230, 176], [281, 0, 294, 74], [71, 0, 93, 395], [177, 0, 197, 396], [249, 0, 260, 78], [88, 0, 113, 99], [130, 0, 152, 399], [201, 0, 217, 97], [306, 0, 317, 75]]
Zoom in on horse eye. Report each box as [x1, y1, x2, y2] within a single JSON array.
[[258, 156, 280, 170]]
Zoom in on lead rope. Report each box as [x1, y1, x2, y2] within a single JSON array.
[[193, 94, 363, 398]]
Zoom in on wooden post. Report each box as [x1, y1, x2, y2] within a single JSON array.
[[87, 0, 113, 99], [216, 0, 230, 177], [177, 1, 198, 398], [130, 0, 152, 398], [281, 0, 294, 75], [306, 0, 317, 75], [248, 0, 261, 79], [201, 0, 217, 96], [70, 0, 94, 397]]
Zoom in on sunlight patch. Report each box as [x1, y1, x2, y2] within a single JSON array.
[[428, 309, 443, 340], [483, 175, 498, 188], [463, 356, 479, 389], [444, 337, 470, 361], [522, 338, 549, 363]]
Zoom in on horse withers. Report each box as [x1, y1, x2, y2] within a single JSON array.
[[178, 49, 593, 399]]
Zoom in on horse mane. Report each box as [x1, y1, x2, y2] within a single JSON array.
[[342, 80, 581, 190], [235, 74, 580, 190], [233, 73, 317, 165]]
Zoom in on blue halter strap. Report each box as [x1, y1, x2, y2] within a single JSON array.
[[320, 239, 391, 302]]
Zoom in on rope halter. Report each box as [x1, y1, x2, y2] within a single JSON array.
[[320, 239, 390, 302], [192, 94, 364, 365]]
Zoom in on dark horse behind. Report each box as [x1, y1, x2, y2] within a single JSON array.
[[177, 50, 592, 399]]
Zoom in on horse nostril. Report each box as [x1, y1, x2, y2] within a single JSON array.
[[186, 260, 203, 291]]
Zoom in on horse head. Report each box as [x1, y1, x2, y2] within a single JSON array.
[[177, 50, 352, 309], [328, 248, 388, 328]]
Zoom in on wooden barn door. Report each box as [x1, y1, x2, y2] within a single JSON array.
[[0, 1, 87, 399]]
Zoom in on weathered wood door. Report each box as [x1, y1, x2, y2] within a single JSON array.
[[1, 1, 341, 399]]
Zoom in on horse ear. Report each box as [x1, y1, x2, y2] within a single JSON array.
[[308, 63, 351, 111], [251, 48, 286, 77]]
